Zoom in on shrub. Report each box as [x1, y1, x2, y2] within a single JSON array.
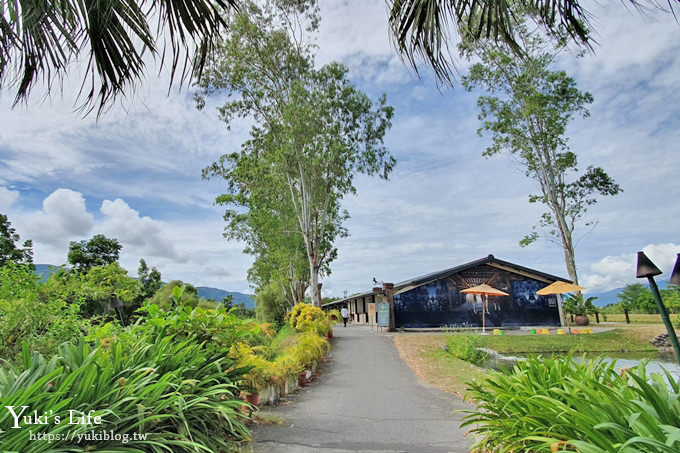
[[0, 332, 250, 452], [461, 353, 680, 452], [0, 264, 87, 362], [289, 303, 327, 332], [445, 333, 488, 365]]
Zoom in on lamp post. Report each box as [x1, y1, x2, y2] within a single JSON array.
[[636, 252, 680, 363]]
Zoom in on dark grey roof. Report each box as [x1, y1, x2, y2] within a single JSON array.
[[323, 255, 570, 306], [394, 254, 570, 291]]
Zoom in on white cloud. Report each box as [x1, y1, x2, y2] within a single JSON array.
[[25, 188, 94, 247], [100, 198, 186, 262], [582, 243, 680, 293], [0, 186, 19, 210]]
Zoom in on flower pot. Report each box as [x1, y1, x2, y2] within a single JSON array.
[[574, 315, 589, 326], [244, 392, 259, 406], [298, 372, 307, 387]]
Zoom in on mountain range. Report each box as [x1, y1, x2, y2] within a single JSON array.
[[588, 279, 671, 307], [34, 264, 255, 308]]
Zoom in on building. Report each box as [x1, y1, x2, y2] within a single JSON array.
[[323, 255, 568, 328]]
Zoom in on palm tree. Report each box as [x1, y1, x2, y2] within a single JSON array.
[[1, 0, 237, 115], [388, 0, 677, 84]]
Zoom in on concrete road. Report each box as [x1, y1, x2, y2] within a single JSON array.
[[245, 325, 472, 452]]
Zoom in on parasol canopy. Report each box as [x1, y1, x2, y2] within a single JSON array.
[[536, 281, 585, 295], [461, 284, 508, 334], [461, 284, 509, 297]]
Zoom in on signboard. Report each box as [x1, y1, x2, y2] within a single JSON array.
[[377, 303, 390, 327]]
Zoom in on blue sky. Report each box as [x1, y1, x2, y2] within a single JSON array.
[[1, 0, 679, 297]]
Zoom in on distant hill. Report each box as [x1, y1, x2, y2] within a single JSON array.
[[35, 264, 62, 281], [33, 263, 254, 309], [196, 287, 254, 308], [588, 279, 671, 307]]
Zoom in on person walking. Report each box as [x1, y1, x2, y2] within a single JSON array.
[[341, 306, 349, 327]]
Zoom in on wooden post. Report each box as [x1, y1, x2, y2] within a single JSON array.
[[624, 308, 630, 324], [383, 283, 395, 332]]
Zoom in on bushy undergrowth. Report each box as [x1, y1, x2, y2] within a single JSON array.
[[462, 353, 680, 452], [446, 333, 488, 365], [0, 332, 249, 452]]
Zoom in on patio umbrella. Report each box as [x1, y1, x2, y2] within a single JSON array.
[[536, 281, 585, 296], [536, 281, 585, 332], [461, 284, 509, 334]]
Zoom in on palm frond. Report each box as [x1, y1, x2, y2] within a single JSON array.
[[0, 0, 237, 116], [388, 0, 597, 84]]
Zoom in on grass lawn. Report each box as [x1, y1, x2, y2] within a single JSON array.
[[480, 329, 658, 354], [393, 325, 665, 399]]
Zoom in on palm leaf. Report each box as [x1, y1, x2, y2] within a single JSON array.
[[1, 0, 237, 116]]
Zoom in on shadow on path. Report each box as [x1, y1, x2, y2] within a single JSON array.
[[244, 325, 472, 452]]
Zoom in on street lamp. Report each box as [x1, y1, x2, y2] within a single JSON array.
[[636, 251, 680, 363]]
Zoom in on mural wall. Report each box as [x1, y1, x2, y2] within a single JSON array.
[[393, 264, 560, 328]]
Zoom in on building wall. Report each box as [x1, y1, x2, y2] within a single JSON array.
[[393, 264, 560, 328]]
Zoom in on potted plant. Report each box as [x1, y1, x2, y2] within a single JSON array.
[[563, 294, 599, 326]]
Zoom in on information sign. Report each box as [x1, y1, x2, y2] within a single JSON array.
[[377, 303, 390, 327]]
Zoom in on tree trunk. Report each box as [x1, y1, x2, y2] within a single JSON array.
[[309, 260, 320, 306]]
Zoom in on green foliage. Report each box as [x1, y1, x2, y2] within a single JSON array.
[[327, 308, 342, 324], [563, 293, 599, 316], [3, 0, 236, 115], [618, 283, 657, 313], [67, 234, 122, 273], [81, 262, 139, 318], [461, 17, 620, 284], [137, 258, 162, 300], [0, 214, 33, 268], [0, 264, 85, 362], [445, 333, 488, 365], [148, 280, 199, 309], [0, 333, 250, 451], [198, 0, 394, 306], [462, 354, 680, 452], [255, 282, 291, 326]]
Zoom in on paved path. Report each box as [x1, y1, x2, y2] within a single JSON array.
[[245, 325, 472, 452]]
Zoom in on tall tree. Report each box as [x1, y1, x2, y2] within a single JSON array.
[[461, 19, 621, 284], [138, 258, 162, 300], [1, 0, 237, 115], [68, 234, 122, 273], [0, 213, 33, 268], [198, 0, 395, 306], [388, 0, 678, 85]]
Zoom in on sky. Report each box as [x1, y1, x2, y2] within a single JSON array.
[[0, 0, 678, 298]]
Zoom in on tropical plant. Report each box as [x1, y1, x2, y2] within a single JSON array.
[[563, 294, 598, 316], [388, 0, 678, 85], [0, 264, 86, 362], [618, 283, 657, 313], [0, 333, 250, 452], [1, 0, 237, 115], [445, 332, 488, 365], [0, 214, 33, 267], [462, 353, 680, 452], [67, 234, 122, 273]]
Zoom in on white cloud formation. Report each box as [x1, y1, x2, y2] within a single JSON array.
[[582, 243, 680, 293], [0, 186, 19, 210], [100, 198, 186, 262], [25, 188, 94, 246]]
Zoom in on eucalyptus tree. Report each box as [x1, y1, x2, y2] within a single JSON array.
[[0, 213, 33, 268], [461, 18, 621, 285], [388, 0, 677, 84], [1, 0, 236, 115], [198, 0, 394, 306]]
